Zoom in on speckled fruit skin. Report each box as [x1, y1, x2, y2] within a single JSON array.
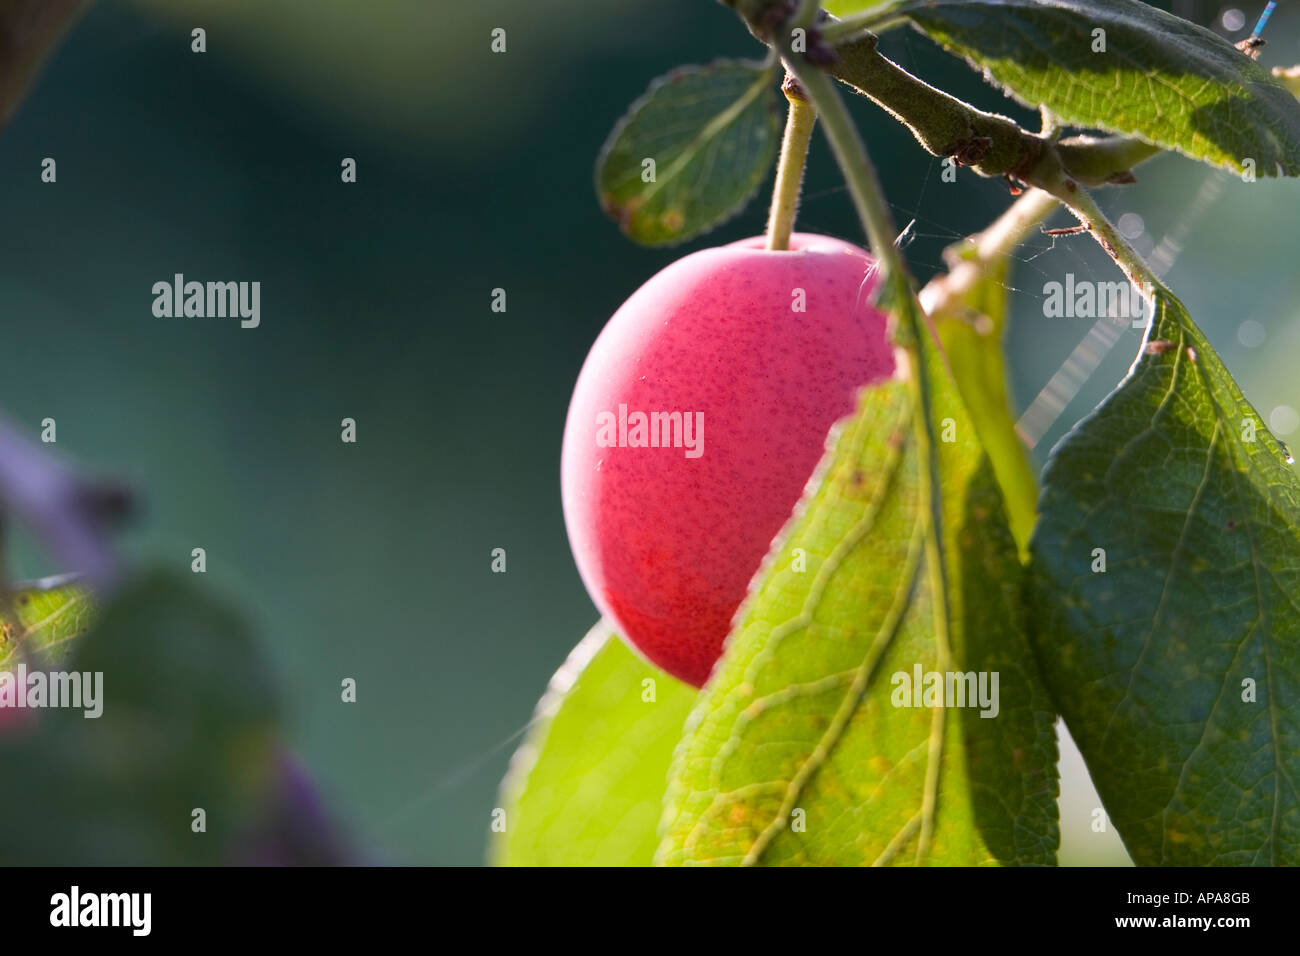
[[561, 233, 895, 687]]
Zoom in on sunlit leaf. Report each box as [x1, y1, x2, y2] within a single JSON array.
[[495, 623, 696, 866], [0, 576, 94, 668], [658, 285, 1058, 865]]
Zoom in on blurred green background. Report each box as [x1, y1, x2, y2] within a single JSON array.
[[1, 0, 1295, 865]]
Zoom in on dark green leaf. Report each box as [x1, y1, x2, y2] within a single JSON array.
[[1030, 290, 1300, 865], [896, 0, 1300, 176], [494, 623, 696, 866], [596, 60, 781, 245], [658, 288, 1058, 865]]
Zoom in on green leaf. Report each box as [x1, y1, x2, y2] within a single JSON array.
[[824, 0, 899, 16], [0, 576, 95, 668], [658, 287, 1058, 866], [1029, 289, 1300, 865], [929, 243, 1039, 554], [896, 0, 1300, 176], [0, 569, 281, 865], [596, 60, 781, 245], [495, 623, 697, 866]]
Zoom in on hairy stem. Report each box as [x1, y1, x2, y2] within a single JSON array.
[[825, 31, 1159, 188], [828, 32, 1037, 177], [1037, 173, 1160, 299], [1055, 136, 1161, 185], [766, 75, 818, 251], [736, 6, 1165, 189], [781, 59, 905, 279]]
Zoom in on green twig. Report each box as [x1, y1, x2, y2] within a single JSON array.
[[825, 31, 1160, 188], [1036, 173, 1160, 298], [1055, 136, 1161, 186]]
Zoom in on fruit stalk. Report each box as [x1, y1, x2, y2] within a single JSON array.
[[780, 57, 904, 285], [765, 74, 817, 251]]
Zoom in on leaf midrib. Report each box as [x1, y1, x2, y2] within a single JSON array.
[[730, 394, 918, 865]]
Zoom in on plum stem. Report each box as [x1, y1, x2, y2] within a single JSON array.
[[779, 53, 906, 285], [765, 73, 817, 251]]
